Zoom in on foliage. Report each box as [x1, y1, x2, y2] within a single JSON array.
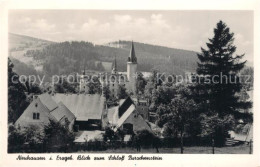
[[42, 119, 75, 152], [193, 20, 252, 146], [8, 124, 26, 153], [8, 58, 30, 123], [102, 85, 111, 100], [86, 76, 102, 94], [132, 130, 160, 148], [196, 20, 252, 119], [103, 127, 125, 142], [23, 125, 44, 144], [24, 80, 43, 94], [136, 72, 147, 94], [25, 40, 198, 77], [118, 85, 128, 99], [9, 57, 44, 79], [240, 67, 254, 91], [31, 41, 106, 76], [53, 76, 78, 93], [200, 113, 235, 146]]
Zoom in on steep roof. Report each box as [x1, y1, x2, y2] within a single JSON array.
[[52, 93, 105, 121], [128, 41, 137, 63], [107, 97, 152, 133], [118, 97, 134, 117], [114, 97, 136, 131], [51, 102, 75, 123], [124, 114, 152, 133], [38, 93, 58, 111]]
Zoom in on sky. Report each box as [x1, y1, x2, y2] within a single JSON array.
[[9, 10, 253, 63]]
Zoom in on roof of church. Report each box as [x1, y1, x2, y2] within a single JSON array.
[[128, 41, 137, 63]]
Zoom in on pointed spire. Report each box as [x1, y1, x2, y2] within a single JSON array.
[[128, 41, 137, 63], [82, 57, 86, 75], [112, 55, 118, 74]]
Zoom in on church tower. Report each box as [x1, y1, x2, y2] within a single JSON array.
[[127, 41, 137, 94], [111, 56, 118, 75], [110, 56, 119, 97]]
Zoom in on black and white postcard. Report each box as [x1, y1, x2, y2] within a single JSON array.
[[0, 0, 259, 166]]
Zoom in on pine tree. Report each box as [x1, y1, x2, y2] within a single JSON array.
[[197, 20, 251, 117], [195, 20, 252, 146]]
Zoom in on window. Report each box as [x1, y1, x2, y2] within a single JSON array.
[[37, 113, 40, 119], [33, 113, 40, 120]]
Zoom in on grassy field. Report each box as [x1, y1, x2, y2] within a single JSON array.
[[78, 144, 251, 154]]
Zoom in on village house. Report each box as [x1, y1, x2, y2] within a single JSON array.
[[15, 93, 76, 131], [106, 97, 152, 133], [15, 93, 152, 137]]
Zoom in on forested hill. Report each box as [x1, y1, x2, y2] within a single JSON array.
[[29, 41, 198, 76], [105, 41, 198, 74], [9, 33, 54, 51], [9, 33, 199, 76]]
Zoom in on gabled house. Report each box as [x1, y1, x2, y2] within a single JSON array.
[[15, 93, 107, 131], [107, 97, 152, 133], [15, 94, 76, 131]]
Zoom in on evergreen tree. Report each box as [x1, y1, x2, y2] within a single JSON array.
[[8, 58, 29, 123], [195, 20, 252, 146], [136, 72, 147, 94], [118, 85, 127, 99]]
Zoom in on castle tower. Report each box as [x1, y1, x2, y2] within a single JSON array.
[[127, 41, 137, 94]]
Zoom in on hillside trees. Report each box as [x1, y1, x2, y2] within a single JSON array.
[[37, 41, 106, 76], [53, 76, 78, 93], [27, 40, 198, 76]]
